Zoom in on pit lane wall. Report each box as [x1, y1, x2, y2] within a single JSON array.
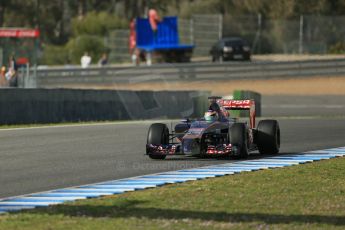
[[0, 89, 210, 125]]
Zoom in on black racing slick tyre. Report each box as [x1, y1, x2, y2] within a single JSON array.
[[230, 123, 248, 159], [147, 123, 169, 160], [257, 120, 280, 155]]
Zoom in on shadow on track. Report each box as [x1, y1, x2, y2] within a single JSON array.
[[160, 152, 299, 161], [25, 200, 345, 226]]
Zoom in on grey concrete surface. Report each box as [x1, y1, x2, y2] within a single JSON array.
[[1, 117, 345, 199]]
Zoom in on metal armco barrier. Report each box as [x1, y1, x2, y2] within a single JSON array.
[[35, 59, 345, 88]]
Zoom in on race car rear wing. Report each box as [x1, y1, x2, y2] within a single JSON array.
[[217, 99, 256, 128]]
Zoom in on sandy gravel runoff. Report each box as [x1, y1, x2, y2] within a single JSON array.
[[252, 54, 345, 62], [82, 76, 345, 96]]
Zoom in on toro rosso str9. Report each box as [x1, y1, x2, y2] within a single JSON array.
[[146, 97, 280, 159]]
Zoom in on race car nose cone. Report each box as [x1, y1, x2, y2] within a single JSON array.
[[183, 139, 200, 155]]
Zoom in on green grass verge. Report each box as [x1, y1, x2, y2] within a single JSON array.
[[1, 157, 345, 230]]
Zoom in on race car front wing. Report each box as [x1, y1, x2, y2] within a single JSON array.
[[146, 143, 237, 156]]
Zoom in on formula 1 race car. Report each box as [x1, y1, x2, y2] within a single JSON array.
[[146, 96, 280, 159]]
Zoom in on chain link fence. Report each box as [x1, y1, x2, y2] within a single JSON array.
[[105, 29, 130, 63], [0, 37, 37, 66], [303, 16, 345, 54], [223, 15, 345, 55], [178, 18, 193, 45], [0, 37, 38, 88], [179, 15, 222, 57], [106, 14, 345, 63], [189, 15, 222, 57], [0, 48, 3, 66]]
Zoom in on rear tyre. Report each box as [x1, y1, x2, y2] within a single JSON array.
[[230, 123, 248, 159], [147, 123, 169, 160], [257, 120, 280, 155]]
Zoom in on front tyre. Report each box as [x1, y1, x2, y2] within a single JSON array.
[[257, 120, 280, 155], [230, 123, 248, 158], [147, 123, 169, 160]]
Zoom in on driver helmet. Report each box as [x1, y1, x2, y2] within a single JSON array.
[[204, 110, 218, 122]]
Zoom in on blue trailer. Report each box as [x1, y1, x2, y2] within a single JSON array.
[[136, 16, 194, 65]]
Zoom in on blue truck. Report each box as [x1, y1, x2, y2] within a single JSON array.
[[136, 16, 194, 65]]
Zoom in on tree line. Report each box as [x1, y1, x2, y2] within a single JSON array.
[[1, 0, 345, 65], [1, 0, 344, 46]]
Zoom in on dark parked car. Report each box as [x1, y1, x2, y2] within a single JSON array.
[[210, 37, 251, 62]]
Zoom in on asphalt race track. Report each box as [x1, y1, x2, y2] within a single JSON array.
[[262, 95, 345, 117], [1, 96, 345, 199]]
